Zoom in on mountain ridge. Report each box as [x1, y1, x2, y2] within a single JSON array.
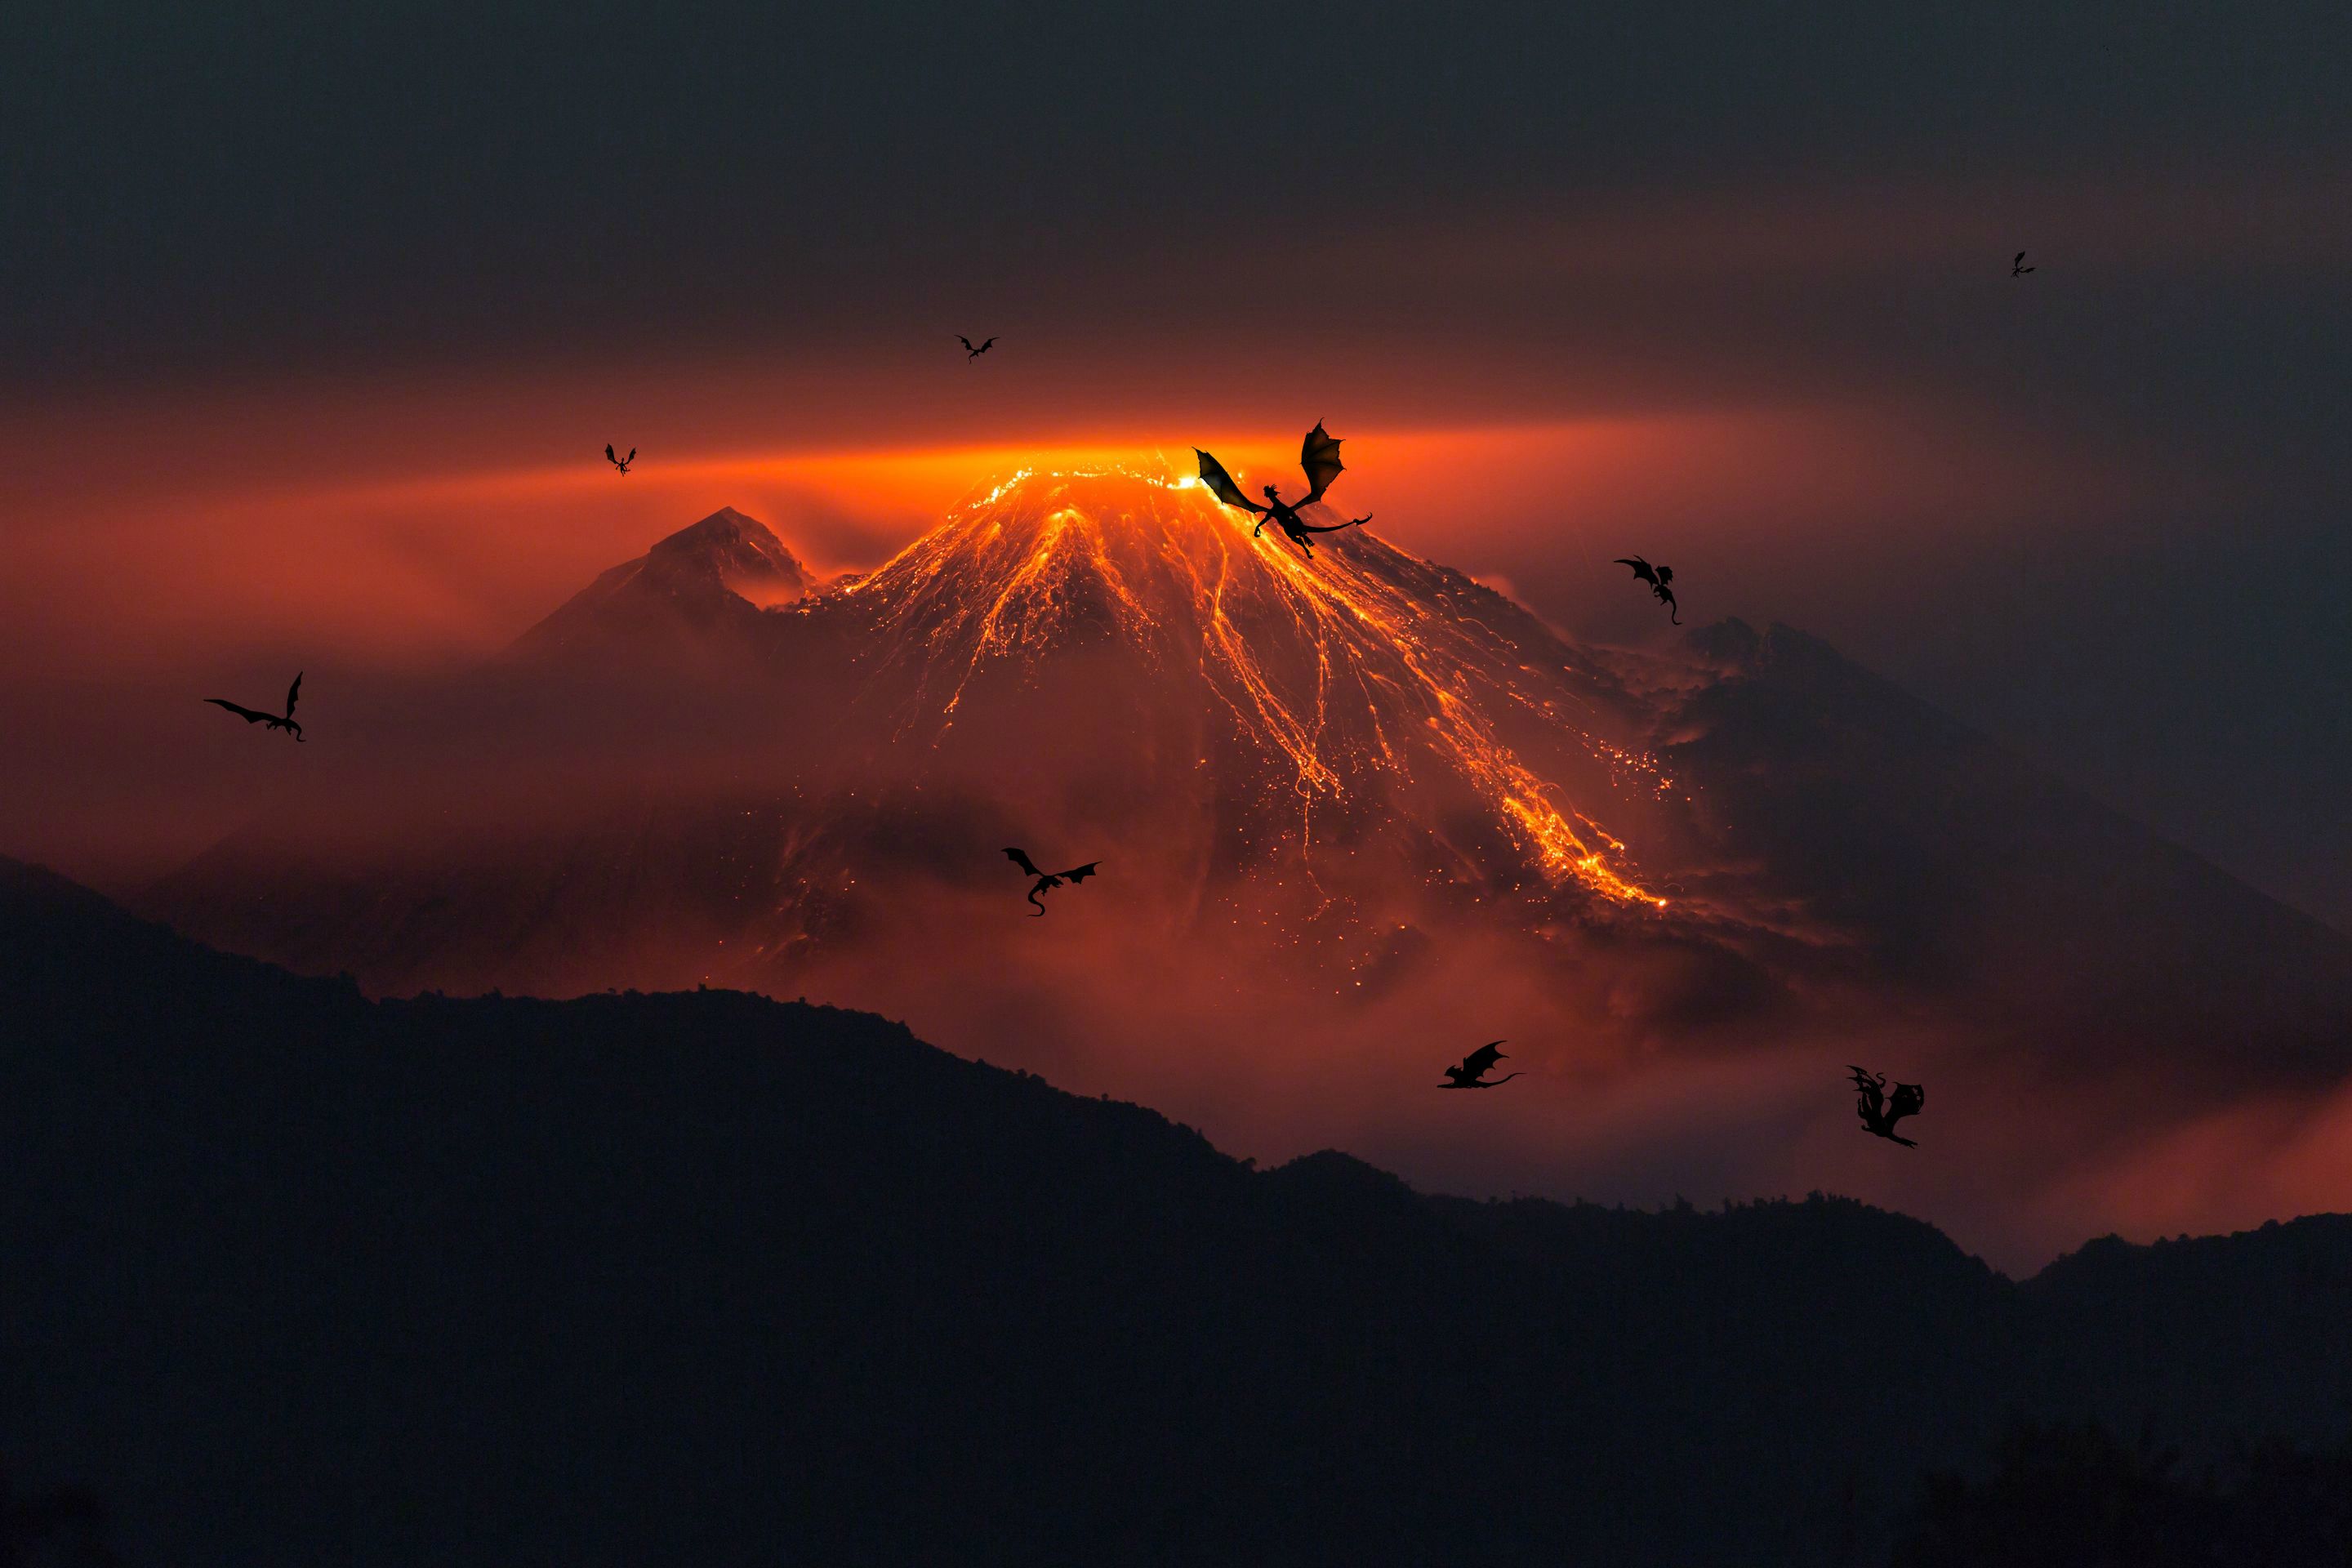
[[9, 858, 2352, 1566]]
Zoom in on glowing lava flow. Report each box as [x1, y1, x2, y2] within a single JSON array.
[[833, 467, 1664, 906]]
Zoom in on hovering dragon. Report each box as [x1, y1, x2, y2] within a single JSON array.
[[1439, 1040, 1520, 1089], [959, 335, 996, 361], [1849, 1067, 1925, 1147], [605, 443, 635, 474], [1196, 423, 1372, 557], [1615, 556, 1680, 624], [1004, 847, 1100, 916], [205, 672, 305, 742]]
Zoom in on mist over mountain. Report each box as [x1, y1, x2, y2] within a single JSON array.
[[139, 472, 2352, 1264], [7, 860, 2352, 1566]]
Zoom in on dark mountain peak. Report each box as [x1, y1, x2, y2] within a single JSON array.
[[1267, 1147, 1422, 1200], [1682, 619, 1860, 681], [510, 506, 813, 659], [667, 504, 762, 535], [648, 506, 803, 575], [1682, 616, 1765, 668], [635, 505, 810, 603]]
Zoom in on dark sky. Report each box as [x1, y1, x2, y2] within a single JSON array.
[[7, 0, 2352, 928], [11, 2, 2349, 376]]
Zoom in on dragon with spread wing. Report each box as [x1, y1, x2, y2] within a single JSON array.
[[1195, 423, 1372, 557], [205, 672, 305, 742], [1849, 1067, 1925, 1147], [1004, 847, 1101, 916], [1440, 1040, 1521, 1089], [1615, 556, 1680, 624]]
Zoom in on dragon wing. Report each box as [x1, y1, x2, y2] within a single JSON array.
[[1615, 557, 1660, 588], [1298, 422, 1347, 506], [285, 672, 302, 719], [1004, 847, 1044, 878], [1194, 449, 1268, 514], [1057, 862, 1100, 883], [1886, 1083, 1925, 1126], [1462, 1040, 1508, 1076], [606, 443, 617, 463], [1847, 1066, 1888, 1125], [206, 699, 270, 724]]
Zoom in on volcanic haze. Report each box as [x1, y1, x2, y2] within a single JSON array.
[[146, 470, 2352, 1267]]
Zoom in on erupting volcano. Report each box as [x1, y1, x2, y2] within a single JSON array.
[[147, 464, 2352, 1259]]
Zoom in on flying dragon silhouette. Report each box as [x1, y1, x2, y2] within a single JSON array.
[[959, 335, 996, 361], [1004, 847, 1100, 915], [1196, 423, 1372, 557], [2011, 252, 2035, 276], [205, 672, 305, 742], [1615, 556, 1680, 624], [1849, 1067, 1925, 1147], [605, 443, 635, 474], [1439, 1041, 1521, 1089]]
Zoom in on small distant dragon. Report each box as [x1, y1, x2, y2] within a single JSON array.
[[1004, 847, 1100, 916], [205, 672, 305, 742], [1849, 1066, 1925, 1147], [605, 443, 635, 474], [1440, 1040, 1521, 1089], [959, 335, 996, 362]]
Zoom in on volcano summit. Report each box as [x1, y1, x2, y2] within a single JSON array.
[[822, 470, 1677, 902]]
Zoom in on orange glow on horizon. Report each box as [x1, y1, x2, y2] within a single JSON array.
[[0, 395, 2196, 689]]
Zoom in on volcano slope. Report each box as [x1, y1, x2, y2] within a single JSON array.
[[14, 860, 2352, 1567], [143, 474, 2352, 1263]]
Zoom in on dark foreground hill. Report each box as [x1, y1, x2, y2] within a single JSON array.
[[6, 858, 2351, 1566]]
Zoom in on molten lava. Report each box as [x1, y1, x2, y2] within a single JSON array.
[[833, 467, 1668, 906]]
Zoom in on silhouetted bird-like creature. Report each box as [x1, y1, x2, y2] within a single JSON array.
[[605, 443, 635, 474], [2011, 252, 2035, 276], [1849, 1066, 1925, 1147], [959, 335, 996, 361], [1004, 847, 1100, 916], [1440, 1040, 1521, 1089], [1196, 423, 1372, 558], [1615, 556, 1680, 624], [206, 672, 305, 742]]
